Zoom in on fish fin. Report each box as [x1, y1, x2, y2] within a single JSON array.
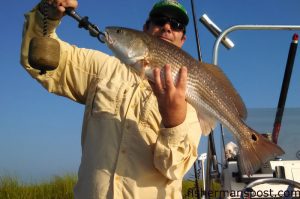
[[197, 110, 216, 136], [200, 62, 248, 120], [237, 129, 285, 176]]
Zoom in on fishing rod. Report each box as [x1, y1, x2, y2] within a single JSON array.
[[191, 0, 203, 62], [190, 1, 202, 198], [272, 34, 299, 144]]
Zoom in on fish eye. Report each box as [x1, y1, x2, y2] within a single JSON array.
[[116, 29, 123, 34]]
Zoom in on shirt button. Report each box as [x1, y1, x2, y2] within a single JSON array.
[[140, 83, 145, 90]]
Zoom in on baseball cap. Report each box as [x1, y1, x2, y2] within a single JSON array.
[[149, 0, 189, 26]]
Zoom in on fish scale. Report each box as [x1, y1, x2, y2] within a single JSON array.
[[146, 36, 240, 124], [104, 26, 284, 176]]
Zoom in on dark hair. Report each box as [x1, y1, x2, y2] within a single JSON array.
[[145, 19, 151, 30]]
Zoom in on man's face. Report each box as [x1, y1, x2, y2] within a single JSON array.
[[144, 16, 186, 48]]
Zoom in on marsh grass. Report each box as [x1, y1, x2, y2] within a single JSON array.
[[182, 179, 221, 199], [0, 174, 76, 199], [0, 175, 218, 198]]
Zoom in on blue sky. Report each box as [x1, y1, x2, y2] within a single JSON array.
[[1, 0, 300, 182]]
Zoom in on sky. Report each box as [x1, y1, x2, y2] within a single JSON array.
[[0, 0, 300, 182]]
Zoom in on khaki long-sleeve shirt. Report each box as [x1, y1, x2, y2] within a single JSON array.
[[20, 6, 202, 199]]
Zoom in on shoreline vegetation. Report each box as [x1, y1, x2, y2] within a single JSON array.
[[0, 175, 76, 199], [0, 174, 220, 198]]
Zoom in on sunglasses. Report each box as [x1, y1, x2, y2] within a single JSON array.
[[150, 16, 185, 32]]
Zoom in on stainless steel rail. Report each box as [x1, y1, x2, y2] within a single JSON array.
[[213, 25, 300, 65]]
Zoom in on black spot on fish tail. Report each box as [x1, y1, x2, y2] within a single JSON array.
[[251, 134, 257, 141], [238, 128, 284, 176]]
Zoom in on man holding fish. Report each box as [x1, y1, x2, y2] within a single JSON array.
[[21, 0, 284, 198], [21, 0, 204, 198]]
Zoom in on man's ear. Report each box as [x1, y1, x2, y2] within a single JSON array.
[[180, 35, 187, 47]]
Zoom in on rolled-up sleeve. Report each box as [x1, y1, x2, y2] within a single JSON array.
[[154, 103, 202, 180]]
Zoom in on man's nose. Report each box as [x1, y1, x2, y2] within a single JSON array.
[[161, 23, 172, 33]]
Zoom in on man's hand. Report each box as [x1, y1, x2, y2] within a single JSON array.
[[39, 0, 78, 20], [150, 64, 187, 128]]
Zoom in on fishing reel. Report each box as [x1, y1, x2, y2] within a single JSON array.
[[28, 4, 105, 74]]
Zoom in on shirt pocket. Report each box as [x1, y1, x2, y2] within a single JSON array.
[[91, 79, 128, 118]]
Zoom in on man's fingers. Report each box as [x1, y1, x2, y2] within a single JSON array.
[[164, 64, 175, 91], [151, 65, 187, 97], [177, 66, 187, 92], [48, 0, 78, 12], [153, 68, 164, 95]]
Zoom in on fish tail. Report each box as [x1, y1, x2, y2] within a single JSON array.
[[238, 128, 285, 176]]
